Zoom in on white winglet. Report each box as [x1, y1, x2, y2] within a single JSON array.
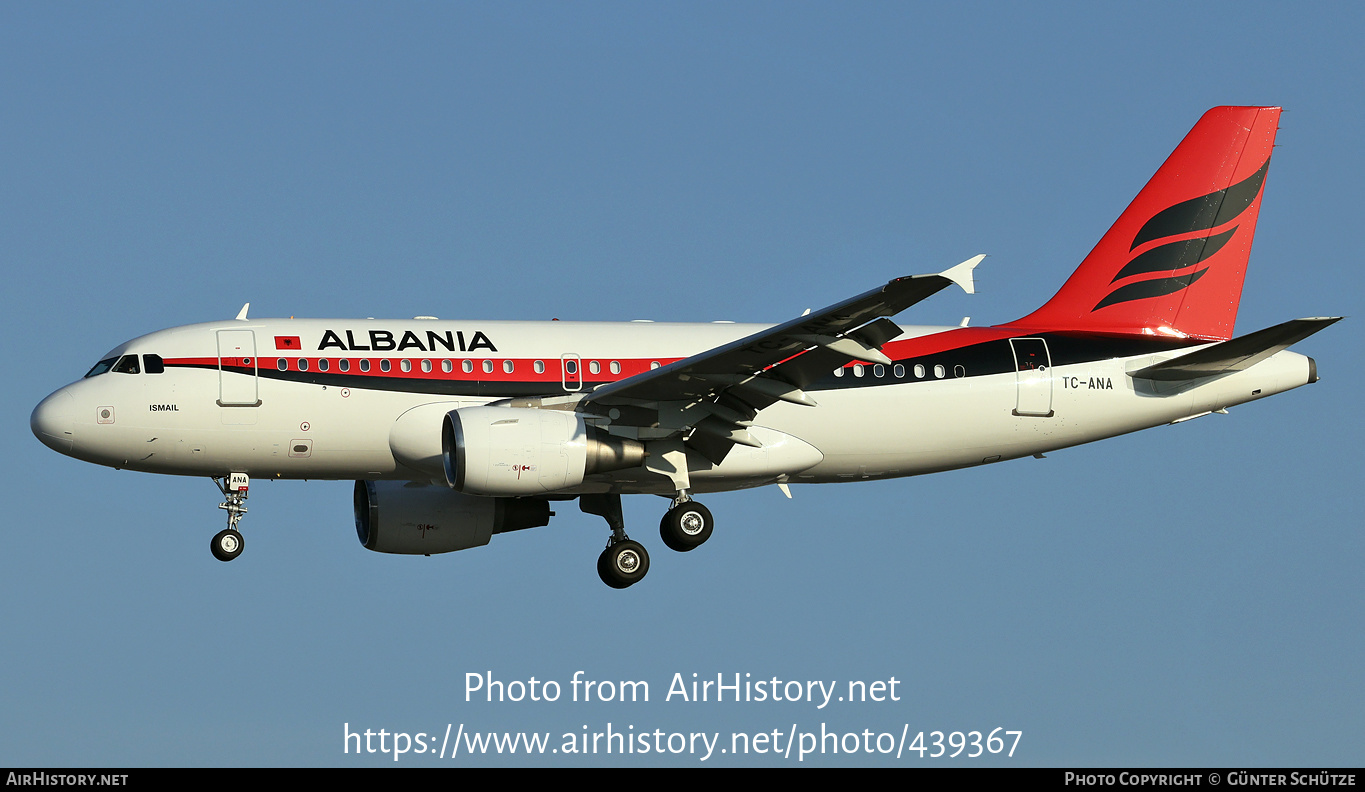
[[939, 254, 985, 295], [235, 303, 250, 321]]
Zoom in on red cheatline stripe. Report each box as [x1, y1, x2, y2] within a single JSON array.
[[162, 356, 682, 383], [164, 330, 1011, 380]]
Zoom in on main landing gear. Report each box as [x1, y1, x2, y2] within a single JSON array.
[[580, 494, 647, 589], [659, 498, 713, 552], [210, 474, 249, 562], [580, 493, 715, 588]]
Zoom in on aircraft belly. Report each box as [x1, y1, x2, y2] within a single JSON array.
[[127, 377, 432, 479], [756, 375, 1003, 480], [756, 352, 1313, 486]]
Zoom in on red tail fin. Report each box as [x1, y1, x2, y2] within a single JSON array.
[[1014, 106, 1281, 341]]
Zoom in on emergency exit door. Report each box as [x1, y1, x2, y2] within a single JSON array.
[[561, 353, 582, 392]]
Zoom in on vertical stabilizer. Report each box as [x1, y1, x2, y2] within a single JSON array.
[[1014, 106, 1281, 341]]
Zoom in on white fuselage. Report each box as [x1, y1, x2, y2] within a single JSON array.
[[32, 318, 1315, 495]]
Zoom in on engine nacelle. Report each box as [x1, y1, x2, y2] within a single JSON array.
[[442, 406, 645, 496], [353, 480, 551, 555]]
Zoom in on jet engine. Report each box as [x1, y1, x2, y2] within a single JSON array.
[[354, 479, 552, 554], [442, 406, 645, 496]]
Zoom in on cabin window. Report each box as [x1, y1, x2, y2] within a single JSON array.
[[934, 364, 945, 379], [400, 359, 412, 373], [297, 358, 308, 372], [503, 360, 514, 374], [143, 354, 164, 374], [853, 364, 864, 378], [955, 365, 966, 378], [610, 361, 621, 375], [650, 361, 660, 370], [379, 359, 391, 372], [462, 360, 473, 373], [589, 360, 600, 375], [873, 364, 885, 378], [482, 359, 494, 374], [834, 367, 845, 378], [317, 358, 329, 372], [441, 359, 452, 373], [534, 360, 545, 374], [893, 364, 905, 378], [276, 358, 287, 371], [338, 359, 350, 372], [359, 359, 371, 373], [914, 364, 925, 378]]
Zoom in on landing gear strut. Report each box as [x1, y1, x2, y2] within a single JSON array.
[[581, 493, 650, 588], [211, 474, 249, 562]]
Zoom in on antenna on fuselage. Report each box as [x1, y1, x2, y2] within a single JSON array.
[[235, 303, 250, 321]]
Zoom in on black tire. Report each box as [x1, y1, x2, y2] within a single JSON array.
[[597, 547, 628, 589], [598, 540, 649, 588], [211, 529, 244, 562], [659, 501, 713, 552]]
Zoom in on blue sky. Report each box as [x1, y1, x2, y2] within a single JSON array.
[[3, 2, 1362, 766]]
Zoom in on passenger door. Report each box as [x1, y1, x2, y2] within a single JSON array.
[[217, 329, 260, 406], [1009, 337, 1053, 417]]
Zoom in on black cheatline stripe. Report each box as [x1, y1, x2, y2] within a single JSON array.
[[1130, 158, 1269, 251], [1110, 226, 1236, 283], [808, 333, 1199, 392], [1092, 268, 1209, 312]]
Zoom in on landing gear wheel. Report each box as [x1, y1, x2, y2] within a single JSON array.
[[597, 540, 650, 588], [660, 501, 713, 552], [211, 529, 244, 562], [597, 550, 629, 589]]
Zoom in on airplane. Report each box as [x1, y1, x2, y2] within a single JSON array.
[[31, 106, 1339, 589]]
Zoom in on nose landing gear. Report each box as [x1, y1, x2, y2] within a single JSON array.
[[211, 528, 244, 561], [211, 474, 250, 562]]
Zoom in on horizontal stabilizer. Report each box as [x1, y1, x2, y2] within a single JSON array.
[[1129, 317, 1341, 381]]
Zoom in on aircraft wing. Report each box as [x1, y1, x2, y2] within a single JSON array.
[[582, 256, 982, 462]]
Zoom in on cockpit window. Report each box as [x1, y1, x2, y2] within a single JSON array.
[[143, 354, 164, 374], [84, 357, 118, 378], [112, 355, 141, 374]]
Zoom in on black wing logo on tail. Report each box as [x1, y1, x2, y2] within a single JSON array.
[[1092, 159, 1269, 312]]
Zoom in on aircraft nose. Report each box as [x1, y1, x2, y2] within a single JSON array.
[[31, 390, 76, 454]]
